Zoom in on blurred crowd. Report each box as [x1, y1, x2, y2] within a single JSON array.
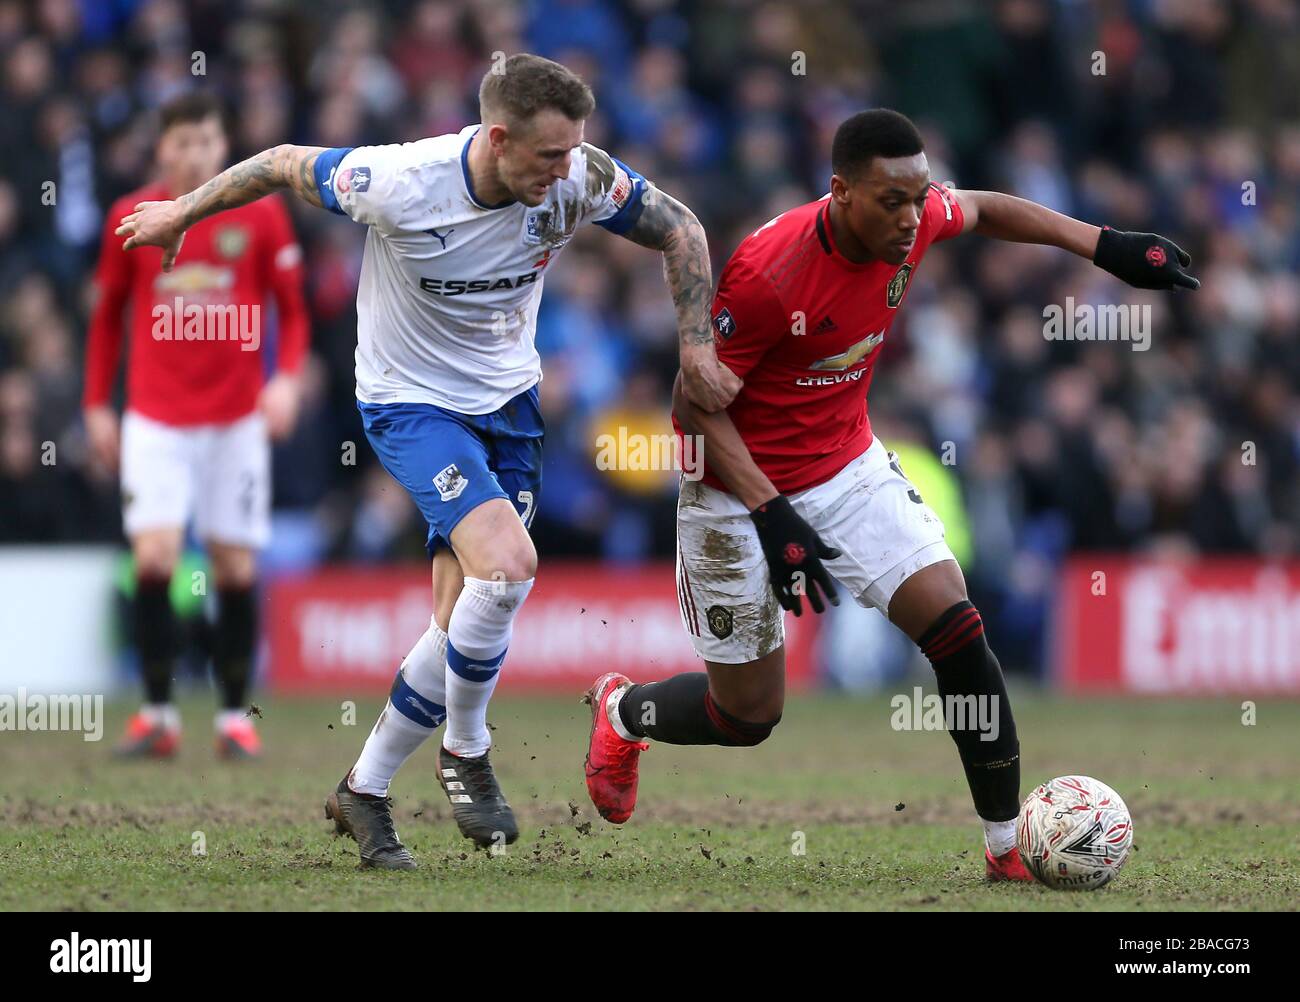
[[2, 0, 1299, 671]]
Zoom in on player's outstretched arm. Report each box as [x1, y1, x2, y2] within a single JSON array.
[[115, 144, 327, 271], [953, 188, 1200, 291], [620, 190, 741, 413], [673, 372, 839, 616]]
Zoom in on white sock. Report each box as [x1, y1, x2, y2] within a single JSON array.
[[214, 708, 249, 732], [443, 576, 534, 759], [606, 685, 638, 742], [349, 619, 448, 797], [143, 703, 180, 730], [983, 817, 1018, 857]]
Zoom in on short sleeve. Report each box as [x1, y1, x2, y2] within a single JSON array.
[[711, 258, 787, 382], [579, 142, 649, 235], [927, 183, 965, 243], [313, 144, 411, 233]]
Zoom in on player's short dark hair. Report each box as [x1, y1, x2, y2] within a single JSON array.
[[831, 109, 925, 180], [159, 92, 226, 133], [479, 53, 595, 127]]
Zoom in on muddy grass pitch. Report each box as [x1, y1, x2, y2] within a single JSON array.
[[2, 692, 1297, 911]]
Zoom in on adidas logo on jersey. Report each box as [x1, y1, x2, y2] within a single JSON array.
[[813, 315, 838, 334]]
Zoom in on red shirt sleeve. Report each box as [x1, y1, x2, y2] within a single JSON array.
[[927, 183, 965, 243], [260, 196, 310, 375], [711, 258, 788, 382], [82, 199, 134, 408]]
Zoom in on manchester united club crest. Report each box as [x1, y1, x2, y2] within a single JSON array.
[[706, 605, 734, 640], [887, 263, 913, 308], [215, 225, 249, 260]]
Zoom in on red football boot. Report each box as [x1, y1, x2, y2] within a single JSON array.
[[216, 715, 262, 760], [583, 672, 648, 824], [114, 711, 180, 759], [986, 845, 1035, 882]]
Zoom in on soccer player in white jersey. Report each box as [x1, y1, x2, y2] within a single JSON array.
[[117, 54, 738, 867]]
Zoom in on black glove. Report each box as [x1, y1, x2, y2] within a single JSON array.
[[749, 495, 841, 616], [1093, 226, 1200, 291]]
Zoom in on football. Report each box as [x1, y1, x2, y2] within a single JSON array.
[[1016, 776, 1134, 890]]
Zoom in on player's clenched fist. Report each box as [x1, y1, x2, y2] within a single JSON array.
[[749, 495, 841, 616], [116, 200, 188, 271], [680, 344, 742, 412], [1093, 226, 1200, 291]]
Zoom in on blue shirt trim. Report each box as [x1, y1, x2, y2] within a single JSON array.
[[313, 146, 354, 216], [594, 157, 649, 235], [461, 128, 516, 211]]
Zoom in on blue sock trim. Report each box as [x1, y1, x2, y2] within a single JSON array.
[[388, 670, 446, 728], [447, 641, 506, 683]]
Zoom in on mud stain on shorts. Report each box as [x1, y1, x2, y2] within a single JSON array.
[[697, 526, 746, 581], [749, 595, 783, 659], [694, 526, 782, 659], [678, 480, 710, 511]]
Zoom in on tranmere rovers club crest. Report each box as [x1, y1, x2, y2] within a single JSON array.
[[526, 210, 550, 241], [887, 263, 913, 308]]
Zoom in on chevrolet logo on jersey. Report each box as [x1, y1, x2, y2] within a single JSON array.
[[807, 330, 884, 371], [419, 272, 540, 296]]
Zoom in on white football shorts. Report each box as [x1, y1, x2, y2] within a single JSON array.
[[120, 409, 271, 548], [675, 436, 954, 663]]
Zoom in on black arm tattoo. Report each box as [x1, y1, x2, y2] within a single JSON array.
[[621, 188, 716, 347], [177, 144, 326, 228]]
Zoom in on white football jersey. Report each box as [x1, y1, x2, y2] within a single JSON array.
[[316, 125, 647, 414]]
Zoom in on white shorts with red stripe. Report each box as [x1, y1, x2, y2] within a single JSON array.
[[675, 436, 954, 664]]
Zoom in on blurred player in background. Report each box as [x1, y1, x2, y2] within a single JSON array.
[[83, 93, 309, 760], [584, 109, 1199, 881], [115, 54, 736, 867]]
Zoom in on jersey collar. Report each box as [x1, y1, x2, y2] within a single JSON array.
[[817, 200, 876, 272], [461, 127, 517, 211]]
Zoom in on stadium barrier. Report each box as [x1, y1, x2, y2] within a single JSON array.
[[0, 547, 119, 695], [265, 562, 821, 693], [1055, 557, 1300, 693]]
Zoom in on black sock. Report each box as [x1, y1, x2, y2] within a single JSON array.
[[213, 586, 256, 710], [918, 601, 1021, 822], [134, 575, 176, 705], [618, 673, 779, 747]]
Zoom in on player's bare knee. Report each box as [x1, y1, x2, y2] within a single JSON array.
[[489, 539, 537, 583], [889, 559, 968, 641], [715, 701, 782, 746], [208, 544, 256, 589], [708, 677, 784, 745], [132, 533, 180, 580]]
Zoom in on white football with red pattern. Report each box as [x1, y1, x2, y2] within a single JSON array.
[[1016, 775, 1134, 890]]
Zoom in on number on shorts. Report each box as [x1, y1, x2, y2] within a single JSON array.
[[517, 490, 535, 528], [888, 454, 924, 505]]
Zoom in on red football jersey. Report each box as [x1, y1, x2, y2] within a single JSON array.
[[83, 184, 310, 426], [692, 185, 964, 496]]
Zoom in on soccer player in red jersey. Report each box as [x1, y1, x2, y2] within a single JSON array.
[[585, 109, 1198, 880], [83, 93, 309, 759]]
